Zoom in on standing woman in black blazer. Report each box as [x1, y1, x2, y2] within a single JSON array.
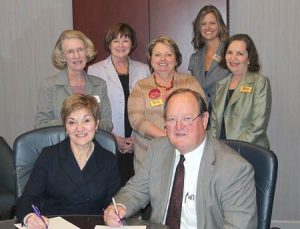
[[16, 94, 120, 228]]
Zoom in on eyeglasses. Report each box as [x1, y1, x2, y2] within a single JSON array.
[[165, 113, 201, 126]]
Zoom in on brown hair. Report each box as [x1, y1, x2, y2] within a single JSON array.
[[61, 94, 100, 126], [104, 23, 137, 53], [52, 30, 96, 70], [191, 5, 228, 50], [146, 35, 182, 73], [219, 34, 260, 72]]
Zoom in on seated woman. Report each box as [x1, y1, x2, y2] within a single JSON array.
[[35, 30, 113, 132], [16, 94, 120, 228]]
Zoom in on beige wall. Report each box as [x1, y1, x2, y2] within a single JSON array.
[[0, 0, 72, 145], [230, 0, 300, 227], [0, 0, 299, 227]]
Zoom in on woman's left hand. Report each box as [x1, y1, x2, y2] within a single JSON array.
[[115, 136, 134, 153]]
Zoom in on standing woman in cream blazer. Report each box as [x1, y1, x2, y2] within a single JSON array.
[[209, 34, 271, 149], [88, 23, 150, 185]]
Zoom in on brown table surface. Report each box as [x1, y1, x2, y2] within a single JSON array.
[[0, 215, 168, 229]]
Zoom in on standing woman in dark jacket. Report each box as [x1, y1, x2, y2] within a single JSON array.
[[188, 5, 229, 109]]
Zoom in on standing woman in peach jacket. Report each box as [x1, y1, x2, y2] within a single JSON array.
[[128, 36, 206, 172]]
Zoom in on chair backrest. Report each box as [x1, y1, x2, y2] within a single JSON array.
[[223, 140, 278, 229], [13, 125, 117, 199], [0, 136, 15, 193]]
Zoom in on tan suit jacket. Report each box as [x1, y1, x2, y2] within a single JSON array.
[[209, 72, 271, 148], [115, 134, 257, 228], [35, 69, 113, 131]]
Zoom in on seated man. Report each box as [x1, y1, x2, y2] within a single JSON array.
[[104, 88, 257, 229]]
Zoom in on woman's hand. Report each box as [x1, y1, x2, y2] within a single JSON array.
[[26, 214, 49, 229], [115, 136, 134, 153]]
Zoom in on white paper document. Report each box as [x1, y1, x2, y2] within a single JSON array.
[[95, 226, 146, 229], [14, 216, 80, 229]]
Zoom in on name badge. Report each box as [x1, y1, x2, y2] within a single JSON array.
[[150, 99, 163, 107], [93, 95, 100, 103], [213, 54, 222, 63], [240, 86, 252, 93]]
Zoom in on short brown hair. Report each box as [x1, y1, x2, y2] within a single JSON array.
[[191, 5, 228, 50], [104, 23, 137, 53], [219, 34, 260, 72], [52, 30, 96, 70], [61, 94, 100, 126], [146, 35, 182, 73]]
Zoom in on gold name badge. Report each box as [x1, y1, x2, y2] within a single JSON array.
[[240, 86, 252, 93], [150, 99, 164, 107]]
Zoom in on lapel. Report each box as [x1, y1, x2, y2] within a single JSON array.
[[58, 138, 87, 186], [84, 71, 95, 95], [128, 58, 138, 90], [196, 134, 216, 228], [159, 143, 177, 221], [227, 72, 255, 107], [55, 69, 73, 95], [105, 56, 123, 91], [216, 76, 231, 109], [208, 41, 225, 73], [198, 48, 206, 78], [81, 141, 103, 183]]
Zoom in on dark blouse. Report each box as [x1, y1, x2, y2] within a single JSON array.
[[117, 73, 134, 186], [220, 89, 234, 140], [118, 73, 132, 137]]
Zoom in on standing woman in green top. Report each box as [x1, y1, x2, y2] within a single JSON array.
[[209, 34, 272, 149]]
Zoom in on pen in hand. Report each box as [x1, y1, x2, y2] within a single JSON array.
[[112, 197, 124, 226], [31, 204, 48, 229]]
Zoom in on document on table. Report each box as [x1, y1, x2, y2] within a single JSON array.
[[14, 216, 80, 229], [95, 226, 146, 229]]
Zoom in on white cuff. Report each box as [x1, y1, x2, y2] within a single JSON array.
[[23, 213, 35, 226]]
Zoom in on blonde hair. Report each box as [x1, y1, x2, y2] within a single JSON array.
[[52, 30, 97, 70]]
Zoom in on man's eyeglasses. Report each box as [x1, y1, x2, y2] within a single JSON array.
[[165, 113, 201, 126]]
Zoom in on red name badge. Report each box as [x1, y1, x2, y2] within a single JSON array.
[[149, 88, 161, 99]]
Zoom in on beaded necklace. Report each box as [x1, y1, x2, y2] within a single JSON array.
[[153, 73, 175, 91]]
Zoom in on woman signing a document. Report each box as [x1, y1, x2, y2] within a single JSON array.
[[16, 94, 120, 228]]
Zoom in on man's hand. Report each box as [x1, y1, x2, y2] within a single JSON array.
[[104, 204, 126, 226]]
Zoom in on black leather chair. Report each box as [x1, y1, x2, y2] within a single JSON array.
[[0, 136, 15, 220], [223, 140, 278, 229], [13, 125, 117, 199]]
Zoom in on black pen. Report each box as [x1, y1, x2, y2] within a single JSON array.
[[32, 204, 48, 229]]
